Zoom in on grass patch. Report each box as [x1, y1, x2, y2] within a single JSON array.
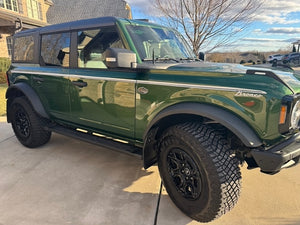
[[0, 84, 8, 116]]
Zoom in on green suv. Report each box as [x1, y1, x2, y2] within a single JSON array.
[[6, 17, 300, 222]]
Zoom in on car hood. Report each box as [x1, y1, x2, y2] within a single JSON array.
[[167, 62, 300, 94]]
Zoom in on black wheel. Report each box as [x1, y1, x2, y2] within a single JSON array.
[[158, 123, 241, 222], [9, 97, 51, 148]]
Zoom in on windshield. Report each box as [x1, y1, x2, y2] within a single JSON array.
[[125, 24, 195, 61]]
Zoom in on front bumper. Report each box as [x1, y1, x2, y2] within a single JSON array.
[[251, 133, 300, 174]]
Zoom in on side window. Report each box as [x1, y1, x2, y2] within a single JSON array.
[[77, 26, 124, 69], [13, 35, 34, 62], [41, 32, 70, 67]]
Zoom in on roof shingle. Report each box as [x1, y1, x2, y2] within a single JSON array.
[[47, 0, 130, 24]]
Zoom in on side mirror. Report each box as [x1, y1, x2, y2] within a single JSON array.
[[199, 52, 205, 61], [104, 48, 137, 69]]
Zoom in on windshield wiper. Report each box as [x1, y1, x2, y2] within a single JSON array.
[[156, 57, 180, 63], [180, 57, 200, 61], [142, 57, 179, 63]]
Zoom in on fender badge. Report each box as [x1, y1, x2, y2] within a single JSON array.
[[235, 91, 262, 98], [137, 87, 149, 95]]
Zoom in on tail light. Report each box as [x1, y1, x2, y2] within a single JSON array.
[[6, 70, 10, 86]]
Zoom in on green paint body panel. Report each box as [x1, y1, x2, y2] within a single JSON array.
[[7, 17, 300, 148]]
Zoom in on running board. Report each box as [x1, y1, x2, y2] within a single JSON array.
[[45, 124, 142, 158]]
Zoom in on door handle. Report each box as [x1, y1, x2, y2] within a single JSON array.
[[72, 80, 87, 88], [33, 76, 44, 83]]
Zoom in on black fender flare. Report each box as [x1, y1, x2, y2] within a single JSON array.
[[143, 103, 262, 168], [6, 83, 49, 121]]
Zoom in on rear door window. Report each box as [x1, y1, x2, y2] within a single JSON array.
[[41, 32, 71, 67]]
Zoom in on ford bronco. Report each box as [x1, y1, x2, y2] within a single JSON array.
[[6, 17, 300, 222]]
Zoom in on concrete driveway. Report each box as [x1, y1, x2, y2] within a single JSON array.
[[1, 117, 300, 225]]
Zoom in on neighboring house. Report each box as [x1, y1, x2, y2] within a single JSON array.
[[0, 0, 53, 58], [47, 0, 132, 24], [0, 0, 132, 58]]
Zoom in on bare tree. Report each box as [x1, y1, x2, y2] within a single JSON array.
[[153, 0, 263, 55]]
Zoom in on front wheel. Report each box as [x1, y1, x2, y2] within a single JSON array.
[[9, 97, 51, 148], [158, 123, 241, 222]]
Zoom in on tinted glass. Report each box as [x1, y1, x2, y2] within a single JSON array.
[[77, 27, 124, 69], [125, 25, 194, 61], [41, 32, 70, 67], [13, 35, 34, 61]]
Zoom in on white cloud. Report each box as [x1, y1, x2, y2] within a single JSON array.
[[260, 0, 300, 14], [266, 27, 300, 34], [254, 15, 300, 24], [253, 29, 262, 33], [242, 37, 285, 42], [254, 0, 300, 24]]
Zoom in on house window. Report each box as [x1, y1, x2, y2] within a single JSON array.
[[6, 36, 13, 57], [0, 0, 19, 12], [5, 0, 12, 10], [12, 0, 18, 11], [27, 0, 42, 20]]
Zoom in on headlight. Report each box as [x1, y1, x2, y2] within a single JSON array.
[[290, 100, 300, 130]]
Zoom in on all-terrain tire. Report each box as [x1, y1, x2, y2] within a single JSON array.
[[158, 122, 241, 222], [9, 97, 51, 148]]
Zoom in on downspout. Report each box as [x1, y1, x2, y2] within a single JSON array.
[[14, 17, 23, 34]]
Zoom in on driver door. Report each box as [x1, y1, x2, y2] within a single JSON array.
[[68, 26, 136, 139]]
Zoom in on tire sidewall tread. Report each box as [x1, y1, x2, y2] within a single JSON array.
[[9, 97, 51, 148], [158, 122, 241, 222]]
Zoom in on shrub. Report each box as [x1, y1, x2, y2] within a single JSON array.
[[0, 58, 11, 84]]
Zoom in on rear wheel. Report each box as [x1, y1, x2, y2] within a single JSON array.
[[10, 97, 51, 148], [158, 123, 241, 222]]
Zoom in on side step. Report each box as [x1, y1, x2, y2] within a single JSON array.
[[45, 124, 142, 158]]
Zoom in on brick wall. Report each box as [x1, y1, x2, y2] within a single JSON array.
[[0, 0, 52, 58], [0, 32, 11, 58]]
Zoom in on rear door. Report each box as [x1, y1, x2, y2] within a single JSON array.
[[32, 32, 71, 122]]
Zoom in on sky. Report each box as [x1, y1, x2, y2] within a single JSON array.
[[126, 0, 300, 53]]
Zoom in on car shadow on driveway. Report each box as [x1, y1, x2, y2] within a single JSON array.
[[0, 121, 195, 225], [1, 120, 300, 225]]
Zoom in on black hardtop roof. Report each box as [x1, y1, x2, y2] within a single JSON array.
[[14, 16, 120, 37]]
